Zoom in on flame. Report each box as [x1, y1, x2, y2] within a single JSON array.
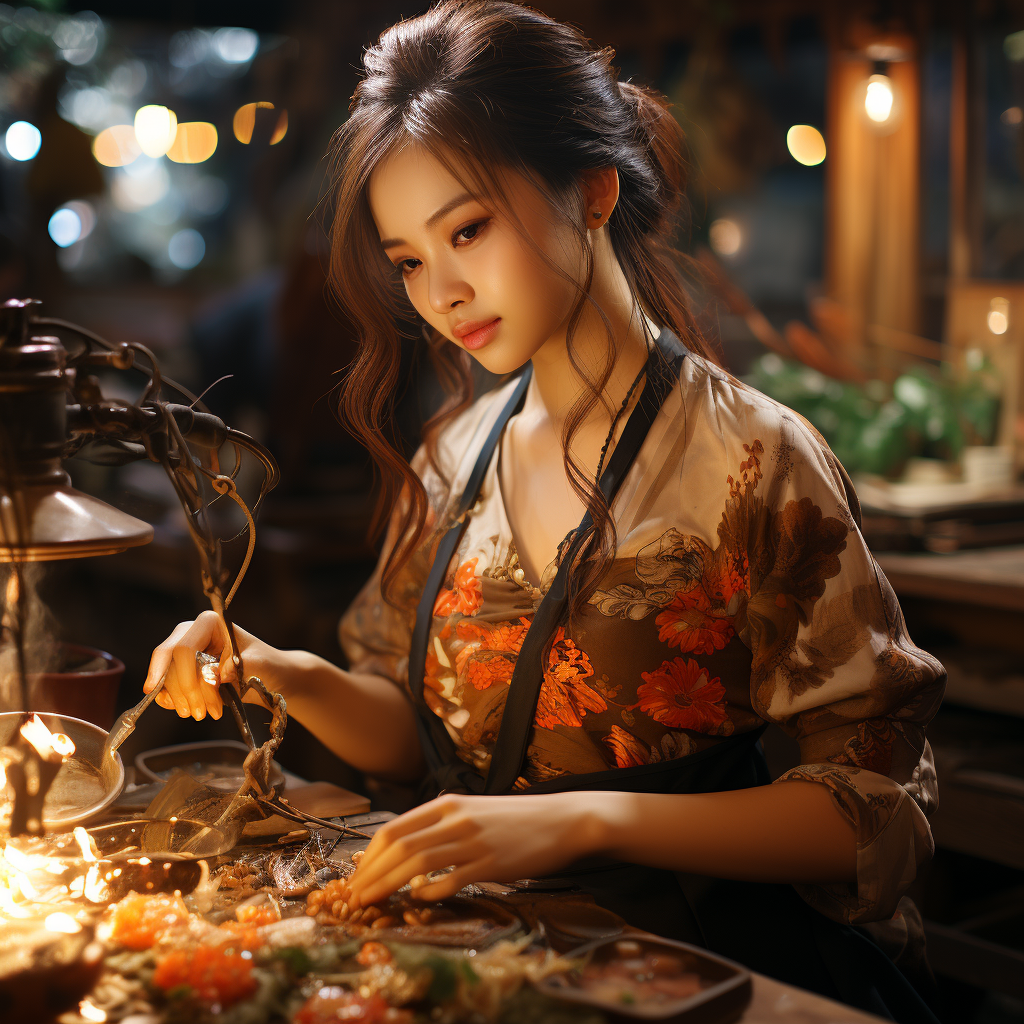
[[50, 732, 75, 757], [0, 829, 109, 917], [73, 826, 99, 863], [78, 998, 107, 1022], [44, 911, 81, 933], [18, 714, 75, 762], [83, 864, 107, 903], [3, 841, 32, 871]]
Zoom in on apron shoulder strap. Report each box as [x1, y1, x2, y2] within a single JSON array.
[[407, 368, 532, 794], [409, 330, 686, 798], [484, 336, 684, 793]]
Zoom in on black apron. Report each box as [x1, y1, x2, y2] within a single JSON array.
[[407, 331, 939, 1024]]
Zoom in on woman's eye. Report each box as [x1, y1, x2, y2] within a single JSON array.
[[454, 220, 488, 245], [398, 258, 422, 276]]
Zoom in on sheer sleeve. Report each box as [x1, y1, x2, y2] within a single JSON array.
[[338, 378, 519, 689], [338, 446, 437, 689], [741, 408, 945, 925]]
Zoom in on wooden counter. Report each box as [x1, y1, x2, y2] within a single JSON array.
[[745, 973, 884, 1022], [875, 544, 1024, 611]]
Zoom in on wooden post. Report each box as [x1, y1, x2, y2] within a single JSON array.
[[825, 35, 921, 378], [950, 28, 983, 280]]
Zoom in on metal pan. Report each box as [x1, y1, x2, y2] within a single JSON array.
[[135, 738, 285, 795], [0, 711, 124, 829]]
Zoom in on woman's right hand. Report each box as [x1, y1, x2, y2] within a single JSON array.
[[143, 609, 290, 720]]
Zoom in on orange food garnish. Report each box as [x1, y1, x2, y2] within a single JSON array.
[[110, 892, 190, 950], [236, 903, 280, 926], [217, 920, 263, 951], [153, 945, 257, 1008], [294, 988, 410, 1023], [356, 941, 393, 967]]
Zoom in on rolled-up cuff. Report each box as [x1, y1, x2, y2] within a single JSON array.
[[776, 763, 934, 925]]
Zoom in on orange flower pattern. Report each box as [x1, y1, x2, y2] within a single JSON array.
[[340, 360, 946, 925], [535, 628, 606, 729], [655, 585, 734, 654], [433, 558, 482, 617], [455, 617, 530, 691], [604, 724, 650, 768], [635, 657, 729, 732]]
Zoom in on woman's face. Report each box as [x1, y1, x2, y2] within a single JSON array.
[[368, 143, 585, 375]]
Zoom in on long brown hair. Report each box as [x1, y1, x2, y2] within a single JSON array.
[[327, 0, 713, 613]]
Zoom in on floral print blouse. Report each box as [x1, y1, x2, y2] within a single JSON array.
[[340, 351, 945, 926]]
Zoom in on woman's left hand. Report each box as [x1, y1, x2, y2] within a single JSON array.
[[346, 792, 604, 906]]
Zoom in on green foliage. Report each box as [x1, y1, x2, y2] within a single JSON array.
[[425, 954, 458, 1001], [744, 353, 1002, 478], [272, 946, 312, 976]]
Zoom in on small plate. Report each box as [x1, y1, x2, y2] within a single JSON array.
[[536, 934, 752, 1024], [135, 739, 285, 794]]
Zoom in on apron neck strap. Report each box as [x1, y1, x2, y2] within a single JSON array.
[[408, 330, 686, 796], [484, 335, 683, 793]]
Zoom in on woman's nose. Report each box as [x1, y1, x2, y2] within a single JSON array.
[[426, 260, 473, 313]]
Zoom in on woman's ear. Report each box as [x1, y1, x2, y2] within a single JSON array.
[[580, 167, 620, 229]]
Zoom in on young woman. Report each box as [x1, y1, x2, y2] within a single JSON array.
[[144, 3, 944, 1020]]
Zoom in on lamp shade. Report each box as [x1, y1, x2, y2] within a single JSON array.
[[0, 481, 153, 562]]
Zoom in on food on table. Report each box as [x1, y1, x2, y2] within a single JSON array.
[[305, 876, 435, 930], [293, 987, 412, 1023], [64, 853, 721, 1023], [152, 944, 258, 1008], [218, 859, 262, 892], [109, 891, 190, 950], [85, 884, 585, 1023], [569, 939, 706, 1007], [236, 893, 283, 926], [303, 877, 523, 948]]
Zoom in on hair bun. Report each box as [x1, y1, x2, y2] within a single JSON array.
[[617, 80, 686, 211]]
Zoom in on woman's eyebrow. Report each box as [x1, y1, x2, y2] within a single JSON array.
[[379, 192, 476, 249]]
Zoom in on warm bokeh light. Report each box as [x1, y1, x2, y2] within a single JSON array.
[[4, 121, 42, 161], [134, 104, 178, 158], [864, 74, 894, 124], [786, 125, 826, 166], [988, 296, 1010, 335], [1002, 106, 1023, 126], [166, 122, 218, 163], [709, 218, 742, 257], [92, 124, 141, 167], [270, 109, 288, 145], [233, 101, 287, 144]]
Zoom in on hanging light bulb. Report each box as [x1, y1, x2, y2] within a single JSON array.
[[864, 74, 895, 124]]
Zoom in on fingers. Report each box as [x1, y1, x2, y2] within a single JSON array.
[[170, 645, 211, 720], [143, 620, 193, 693], [145, 611, 227, 720], [350, 815, 472, 895], [412, 861, 490, 902], [350, 840, 485, 907], [348, 797, 479, 906]]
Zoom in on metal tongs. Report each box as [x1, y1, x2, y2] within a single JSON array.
[[102, 652, 370, 841]]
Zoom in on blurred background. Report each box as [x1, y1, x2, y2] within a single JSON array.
[[2, 3, 1024, 1020]]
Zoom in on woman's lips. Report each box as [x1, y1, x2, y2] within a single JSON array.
[[454, 317, 501, 351]]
